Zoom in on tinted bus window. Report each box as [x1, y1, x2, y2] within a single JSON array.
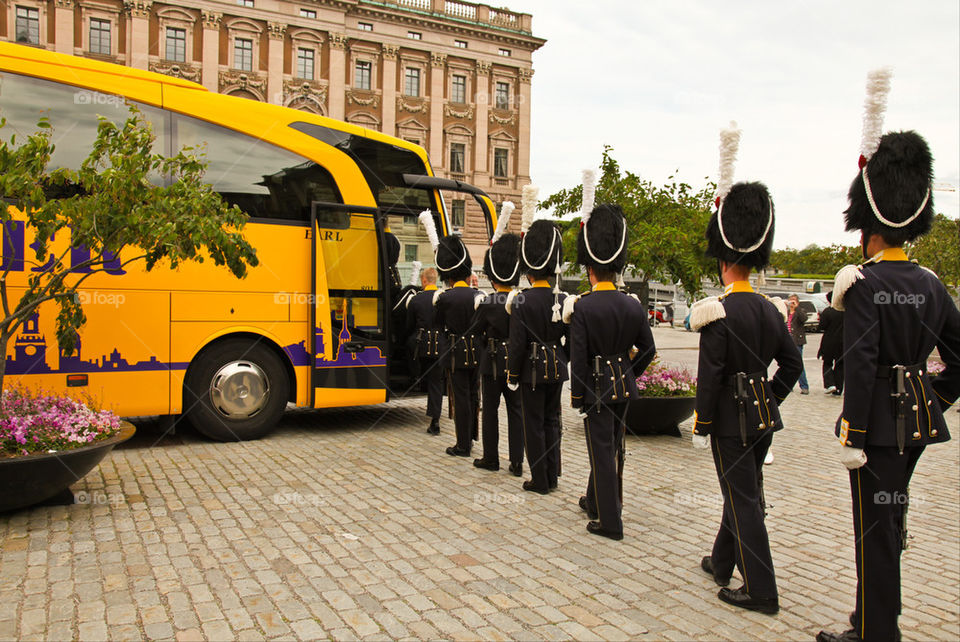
[[172, 113, 340, 224]]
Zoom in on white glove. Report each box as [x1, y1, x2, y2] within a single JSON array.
[[507, 381, 519, 392], [692, 434, 710, 449], [840, 445, 867, 470], [577, 410, 588, 420]]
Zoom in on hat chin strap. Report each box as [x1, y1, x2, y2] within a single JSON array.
[[436, 244, 468, 273], [489, 258, 519, 285], [583, 219, 627, 266], [718, 197, 774, 254], [862, 165, 930, 229], [521, 227, 560, 272]]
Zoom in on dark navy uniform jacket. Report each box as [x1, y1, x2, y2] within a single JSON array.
[[435, 282, 480, 336], [406, 285, 440, 333], [507, 282, 569, 385], [833, 248, 959, 449], [472, 288, 512, 377], [567, 282, 656, 409], [692, 281, 802, 440]]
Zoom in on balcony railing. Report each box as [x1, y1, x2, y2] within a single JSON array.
[[377, 0, 532, 34]]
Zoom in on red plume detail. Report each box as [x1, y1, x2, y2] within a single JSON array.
[[858, 154, 867, 169], [714, 196, 721, 209]]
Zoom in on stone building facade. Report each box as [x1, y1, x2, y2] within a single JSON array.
[[0, 0, 544, 266]]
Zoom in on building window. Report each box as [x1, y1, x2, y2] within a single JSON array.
[[404, 244, 418, 262], [237, 0, 254, 6], [352, 60, 371, 90], [404, 137, 420, 146], [165, 27, 186, 62], [89, 18, 111, 55], [15, 6, 40, 45], [498, 48, 511, 57], [358, 22, 373, 31], [408, 31, 421, 40], [451, 200, 465, 228], [299, 8, 316, 18], [494, 149, 508, 178], [403, 214, 417, 225], [296, 48, 315, 80], [404, 68, 421, 97], [450, 143, 465, 174], [234, 38, 253, 71], [451, 75, 466, 104], [454, 39, 467, 49], [495, 82, 510, 110]]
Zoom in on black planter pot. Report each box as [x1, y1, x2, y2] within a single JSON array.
[[624, 396, 696, 436], [0, 421, 135, 513]]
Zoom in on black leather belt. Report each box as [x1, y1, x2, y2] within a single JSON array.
[[721, 370, 768, 387], [876, 363, 924, 378]]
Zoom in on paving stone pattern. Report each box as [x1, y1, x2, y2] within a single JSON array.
[[1, 328, 957, 640]]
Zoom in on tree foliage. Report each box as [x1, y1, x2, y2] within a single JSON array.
[[768, 244, 861, 276], [907, 213, 960, 294], [0, 107, 259, 390], [540, 146, 716, 300]]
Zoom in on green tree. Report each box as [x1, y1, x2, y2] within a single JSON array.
[[541, 146, 715, 301], [0, 108, 258, 390], [908, 213, 960, 294]]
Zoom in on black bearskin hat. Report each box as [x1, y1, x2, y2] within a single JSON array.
[[520, 219, 563, 279], [483, 233, 521, 287], [384, 232, 400, 266], [705, 181, 775, 269], [435, 235, 472, 282], [576, 204, 628, 273], [844, 131, 934, 245]]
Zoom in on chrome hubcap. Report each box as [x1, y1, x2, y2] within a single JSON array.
[[209, 361, 270, 418]]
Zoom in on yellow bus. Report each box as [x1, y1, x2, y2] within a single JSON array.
[[0, 42, 497, 441]]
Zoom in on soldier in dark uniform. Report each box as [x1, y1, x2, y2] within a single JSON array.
[[507, 216, 568, 494], [817, 291, 844, 395], [433, 234, 482, 457], [566, 202, 656, 540], [472, 203, 525, 475], [690, 176, 802, 615], [816, 130, 959, 642], [405, 266, 444, 434]]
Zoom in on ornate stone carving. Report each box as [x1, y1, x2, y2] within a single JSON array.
[[347, 91, 380, 107], [55, 0, 75, 9], [123, 0, 153, 18], [328, 32, 348, 49], [397, 96, 428, 114], [430, 53, 447, 68], [489, 110, 516, 126], [201, 11, 222, 30], [444, 103, 474, 119], [284, 79, 327, 107], [149, 61, 201, 83], [381, 44, 399, 61], [219, 70, 266, 96], [475, 60, 491, 76], [518, 68, 534, 84], [267, 22, 287, 41]]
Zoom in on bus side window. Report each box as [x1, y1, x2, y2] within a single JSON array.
[[313, 205, 350, 230], [170, 113, 341, 225]]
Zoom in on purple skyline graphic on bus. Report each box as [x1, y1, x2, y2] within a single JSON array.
[[282, 321, 386, 369]]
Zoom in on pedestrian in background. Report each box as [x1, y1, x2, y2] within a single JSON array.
[[787, 294, 809, 394], [817, 290, 844, 396]]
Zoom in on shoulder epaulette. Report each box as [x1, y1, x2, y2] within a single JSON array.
[[689, 295, 726, 331], [759, 294, 789, 322], [561, 294, 580, 324], [474, 292, 487, 310], [831, 264, 865, 311], [432, 289, 442, 306], [919, 265, 939, 279], [505, 289, 520, 315]]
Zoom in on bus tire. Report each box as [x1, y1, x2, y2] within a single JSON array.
[[184, 339, 289, 442]]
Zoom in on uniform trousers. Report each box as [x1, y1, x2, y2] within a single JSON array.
[[849, 445, 924, 641], [449, 368, 477, 452], [822, 356, 844, 393], [480, 374, 523, 465], [419, 357, 444, 419], [583, 403, 628, 533], [709, 432, 778, 599], [519, 382, 562, 489]]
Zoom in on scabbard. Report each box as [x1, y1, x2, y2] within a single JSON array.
[[529, 342, 538, 391], [896, 400, 906, 455], [738, 403, 747, 447]]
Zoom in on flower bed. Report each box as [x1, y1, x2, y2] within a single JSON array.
[[927, 359, 945, 376], [636, 359, 697, 397], [1, 388, 121, 459]]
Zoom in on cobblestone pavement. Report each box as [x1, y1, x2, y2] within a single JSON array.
[[1, 327, 957, 641]]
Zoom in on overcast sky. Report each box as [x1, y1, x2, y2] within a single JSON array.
[[508, 0, 959, 250]]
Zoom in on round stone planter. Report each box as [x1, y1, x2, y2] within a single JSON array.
[[624, 396, 696, 437], [0, 421, 135, 513]]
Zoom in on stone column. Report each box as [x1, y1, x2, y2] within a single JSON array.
[[429, 53, 446, 170], [327, 32, 348, 121], [517, 68, 534, 183], [473, 60, 491, 184], [54, 0, 75, 54], [267, 22, 286, 105], [380, 44, 399, 136], [124, 0, 152, 69], [200, 11, 222, 93]]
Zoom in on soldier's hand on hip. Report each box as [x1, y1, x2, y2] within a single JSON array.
[[840, 445, 867, 470]]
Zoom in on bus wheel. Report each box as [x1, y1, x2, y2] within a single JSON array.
[[184, 339, 289, 441]]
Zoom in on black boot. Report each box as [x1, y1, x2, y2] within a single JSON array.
[[426, 418, 440, 435]]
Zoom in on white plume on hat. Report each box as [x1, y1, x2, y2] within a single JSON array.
[[418, 209, 439, 252], [716, 121, 741, 203], [408, 260, 422, 286], [491, 201, 514, 244], [860, 68, 893, 162], [520, 185, 539, 235], [580, 169, 597, 224]]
